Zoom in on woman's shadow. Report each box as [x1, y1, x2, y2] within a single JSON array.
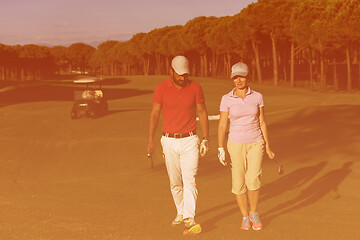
[[198, 161, 329, 232], [260, 161, 328, 202], [261, 161, 353, 225]]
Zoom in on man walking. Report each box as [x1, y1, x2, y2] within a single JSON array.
[[146, 56, 209, 235]]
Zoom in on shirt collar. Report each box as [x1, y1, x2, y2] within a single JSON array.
[[229, 87, 253, 98]]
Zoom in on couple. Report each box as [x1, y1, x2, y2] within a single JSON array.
[[146, 56, 275, 235]]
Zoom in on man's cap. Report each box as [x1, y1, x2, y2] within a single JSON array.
[[171, 56, 189, 75], [231, 62, 249, 78]]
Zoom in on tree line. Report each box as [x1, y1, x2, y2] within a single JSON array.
[[1, 0, 360, 92]]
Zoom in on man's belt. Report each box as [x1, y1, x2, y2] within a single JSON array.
[[162, 130, 196, 139]]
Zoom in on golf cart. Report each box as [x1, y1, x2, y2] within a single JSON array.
[[70, 77, 108, 119]]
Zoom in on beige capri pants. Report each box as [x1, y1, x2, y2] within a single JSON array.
[[227, 139, 265, 195]]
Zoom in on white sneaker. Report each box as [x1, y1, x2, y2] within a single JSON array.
[[171, 214, 183, 225]]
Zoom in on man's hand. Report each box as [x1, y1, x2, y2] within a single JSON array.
[[218, 147, 226, 166], [146, 142, 154, 156], [146, 142, 154, 168], [199, 139, 209, 157]]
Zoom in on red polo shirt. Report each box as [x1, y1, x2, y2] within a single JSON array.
[[153, 78, 205, 134]]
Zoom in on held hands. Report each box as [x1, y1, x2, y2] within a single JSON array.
[[199, 138, 209, 157], [218, 147, 226, 166]]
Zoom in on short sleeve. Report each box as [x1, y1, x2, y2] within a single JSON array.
[[219, 95, 229, 112], [152, 85, 162, 103], [258, 93, 264, 107], [195, 84, 205, 104]]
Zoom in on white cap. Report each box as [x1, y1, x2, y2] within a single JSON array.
[[171, 56, 189, 75], [231, 62, 249, 78]]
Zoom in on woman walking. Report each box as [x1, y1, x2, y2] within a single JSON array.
[[217, 62, 275, 230]]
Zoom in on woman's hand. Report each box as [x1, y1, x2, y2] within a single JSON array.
[[266, 145, 275, 159]]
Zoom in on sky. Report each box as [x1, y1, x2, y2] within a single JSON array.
[[0, 0, 257, 47]]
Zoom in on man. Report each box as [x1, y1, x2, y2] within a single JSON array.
[[146, 56, 209, 235]]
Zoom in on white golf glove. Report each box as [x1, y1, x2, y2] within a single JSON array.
[[199, 139, 209, 157], [218, 147, 226, 166]]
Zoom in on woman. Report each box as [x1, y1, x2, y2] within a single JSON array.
[[217, 62, 275, 231]]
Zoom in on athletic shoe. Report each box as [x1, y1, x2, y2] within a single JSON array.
[[249, 211, 263, 230], [171, 214, 183, 225], [183, 218, 202, 235], [241, 216, 251, 230]]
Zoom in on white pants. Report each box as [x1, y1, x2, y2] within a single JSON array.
[[161, 135, 200, 219]]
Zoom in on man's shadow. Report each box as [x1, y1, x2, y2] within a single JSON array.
[[198, 161, 328, 232], [262, 161, 354, 225]]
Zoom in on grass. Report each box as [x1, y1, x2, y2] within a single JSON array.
[[0, 75, 359, 239]]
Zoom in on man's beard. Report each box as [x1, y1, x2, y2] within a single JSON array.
[[172, 77, 188, 87]]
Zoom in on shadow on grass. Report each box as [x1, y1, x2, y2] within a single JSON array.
[[262, 161, 353, 226], [260, 161, 328, 202], [0, 79, 152, 108], [94, 109, 145, 119], [199, 162, 328, 232], [199, 161, 352, 232], [269, 105, 360, 162], [106, 109, 144, 115], [43, 77, 131, 86], [99, 78, 131, 85]]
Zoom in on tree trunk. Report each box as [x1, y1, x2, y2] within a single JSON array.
[[357, 47, 360, 89], [290, 42, 295, 87], [165, 57, 170, 74], [115, 62, 119, 76], [215, 53, 219, 77], [283, 63, 287, 83], [222, 55, 225, 78], [223, 54, 230, 77], [309, 50, 314, 90], [333, 58, 339, 91], [358, 56, 360, 89], [6, 68, 9, 81], [346, 45, 352, 91], [251, 40, 262, 84], [211, 51, 219, 77], [200, 56, 204, 77], [320, 53, 325, 92], [143, 58, 149, 75], [204, 54, 208, 77], [270, 32, 279, 86], [226, 53, 231, 78], [155, 53, 161, 75], [1, 66, 4, 80], [5, 68, 8, 81], [147, 58, 150, 75], [211, 51, 216, 77], [21, 68, 25, 81]]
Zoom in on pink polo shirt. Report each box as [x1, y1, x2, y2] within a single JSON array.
[[153, 78, 205, 133], [219, 87, 264, 144]]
